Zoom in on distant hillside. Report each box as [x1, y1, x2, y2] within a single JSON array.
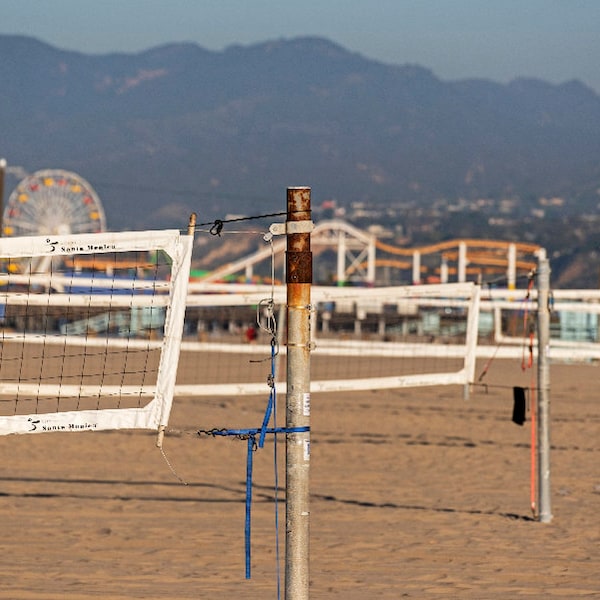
[[1, 34, 600, 232]]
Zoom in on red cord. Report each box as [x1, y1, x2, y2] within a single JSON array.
[[529, 377, 537, 517], [520, 274, 537, 516]]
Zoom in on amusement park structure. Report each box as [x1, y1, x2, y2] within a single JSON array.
[[200, 220, 542, 288], [1, 168, 106, 238], [0, 166, 108, 274], [0, 161, 541, 289]]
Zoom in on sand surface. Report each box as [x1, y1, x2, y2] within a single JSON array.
[[0, 359, 598, 598]]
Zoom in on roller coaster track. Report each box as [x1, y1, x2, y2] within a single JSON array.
[[375, 237, 541, 256], [200, 219, 543, 286]]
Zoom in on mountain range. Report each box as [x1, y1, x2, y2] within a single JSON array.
[[1, 34, 600, 233]]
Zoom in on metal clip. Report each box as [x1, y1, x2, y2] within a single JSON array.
[[269, 221, 315, 236]]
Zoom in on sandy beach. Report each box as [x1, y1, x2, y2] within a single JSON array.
[[0, 358, 598, 598]]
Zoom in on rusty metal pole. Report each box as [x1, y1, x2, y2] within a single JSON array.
[[285, 187, 312, 600]]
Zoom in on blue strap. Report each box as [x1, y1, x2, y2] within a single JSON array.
[[258, 389, 274, 448], [207, 426, 309, 438], [245, 435, 255, 579], [258, 342, 277, 448], [202, 425, 310, 580]]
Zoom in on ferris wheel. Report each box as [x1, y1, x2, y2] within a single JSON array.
[[3, 169, 106, 237]]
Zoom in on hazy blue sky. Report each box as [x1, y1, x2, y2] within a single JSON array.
[[2, 0, 599, 93]]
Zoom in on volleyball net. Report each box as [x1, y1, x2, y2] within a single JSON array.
[[175, 280, 481, 397], [312, 282, 481, 392], [0, 229, 193, 436], [0, 222, 484, 438]]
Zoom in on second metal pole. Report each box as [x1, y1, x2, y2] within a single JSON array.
[[536, 249, 552, 523]]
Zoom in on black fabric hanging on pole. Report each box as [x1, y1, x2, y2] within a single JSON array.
[[512, 387, 527, 425]]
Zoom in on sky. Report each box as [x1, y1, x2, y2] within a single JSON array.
[[1, 0, 600, 93]]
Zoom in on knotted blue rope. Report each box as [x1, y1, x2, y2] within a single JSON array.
[[197, 299, 304, 585], [245, 434, 255, 578], [198, 425, 310, 579]]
